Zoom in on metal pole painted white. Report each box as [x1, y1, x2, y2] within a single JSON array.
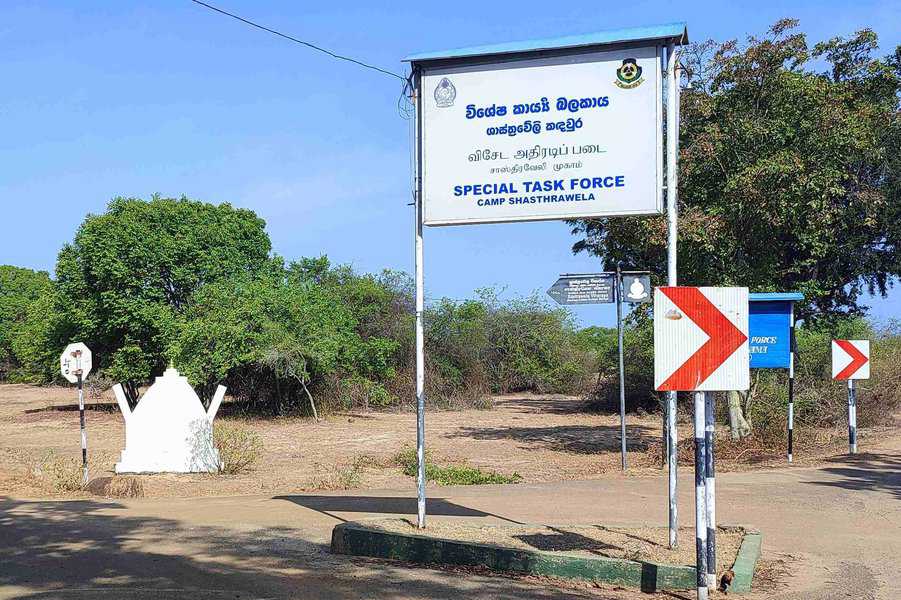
[[665, 41, 681, 550], [693, 391, 708, 600], [616, 265, 627, 471], [848, 379, 857, 455], [77, 372, 88, 485], [704, 392, 716, 588], [787, 306, 796, 463], [412, 72, 427, 528]]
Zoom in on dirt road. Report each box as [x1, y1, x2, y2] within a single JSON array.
[[2, 435, 899, 599]]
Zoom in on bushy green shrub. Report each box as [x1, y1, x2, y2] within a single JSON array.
[[748, 318, 901, 438], [426, 289, 596, 397], [582, 313, 660, 412]]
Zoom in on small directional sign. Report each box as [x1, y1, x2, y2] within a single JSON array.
[[654, 287, 750, 392], [832, 340, 870, 380], [621, 274, 652, 304], [547, 274, 614, 305], [60, 343, 92, 384]]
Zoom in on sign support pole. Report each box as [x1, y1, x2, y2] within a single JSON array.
[[77, 372, 88, 485], [693, 391, 708, 600], [412, 71, 427, 529], [616, 264, 627, 471], [665, 41, 681, 550], [787, 305, 796, 463], [848, 379, 857, 455], [704, 392, 716, 588]]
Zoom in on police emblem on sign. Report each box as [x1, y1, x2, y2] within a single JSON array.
[[434, 77, 456, 107], [614, 58, 644, 89]]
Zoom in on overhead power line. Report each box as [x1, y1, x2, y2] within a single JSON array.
[[188, 0, 406, 82]]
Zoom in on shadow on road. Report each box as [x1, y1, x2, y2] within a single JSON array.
[[804, 452, 901, 500], [273, 495, 496, 522], [448, 423, 656, 454], [0, 497, 571, 599]]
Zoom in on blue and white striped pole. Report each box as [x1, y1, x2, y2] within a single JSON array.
[[693, 391, 708, 600], [704, 392, 716, 588]]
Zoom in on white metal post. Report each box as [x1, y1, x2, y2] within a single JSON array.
[[693, 391, 708, 600], [665, 42, 681, 550], [412, 71, 427, 528]]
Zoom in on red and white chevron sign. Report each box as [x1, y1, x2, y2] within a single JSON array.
[[654, 287, 750, 392], [832, 340, 870, 380]]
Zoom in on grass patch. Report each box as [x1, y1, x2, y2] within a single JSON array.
[[394, 446, 521, 486]]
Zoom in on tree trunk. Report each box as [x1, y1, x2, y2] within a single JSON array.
[[727, 390, 751, 440], [300, 379, 319, 421]]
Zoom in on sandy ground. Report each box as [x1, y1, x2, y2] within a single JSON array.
[[2, 444, 899, 599], [0, 383, 871, 498], [2, 384, 900, 599], [365, 520, 744, 569], [0, 384, 859, 499]]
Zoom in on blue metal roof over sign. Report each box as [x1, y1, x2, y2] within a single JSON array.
[[749, 293, 805, 302], [403, 22, 688, 64]]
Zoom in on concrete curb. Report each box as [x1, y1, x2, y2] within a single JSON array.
[[730, 531, 762, 594], [332, 522, 698, 592]]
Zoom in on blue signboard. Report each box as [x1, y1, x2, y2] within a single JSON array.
[[749, 293, 803, 369]]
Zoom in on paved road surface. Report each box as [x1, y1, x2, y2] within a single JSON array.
[[2, 440, 898, 599]]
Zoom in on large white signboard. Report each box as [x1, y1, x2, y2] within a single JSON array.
[[420, 45, 662, 226]]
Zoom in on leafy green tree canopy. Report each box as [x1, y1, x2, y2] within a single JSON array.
[[54, 196, 275, 392], [0, 266, 52, 379], [571, 20, 901, 322]]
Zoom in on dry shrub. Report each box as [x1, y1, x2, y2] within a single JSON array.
[[86, 476, 144, 498], [307, 454, 381, 490], [29, 450, 112, 493], [85, 372, 116, 400], [213, 422, 263, 474]]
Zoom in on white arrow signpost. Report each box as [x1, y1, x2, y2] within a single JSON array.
[[60, 342, 93, 484], [655, 287, 749, 599], [832, 340, 870, 454]]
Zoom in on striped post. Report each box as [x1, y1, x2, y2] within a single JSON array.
[[787, 305, 796, 462], [848, 379, 857, 454], [693, 391, 708, 600], [704, 392, 716, 588], [77, 372, 88, 485], [668, 394, 678, 549]]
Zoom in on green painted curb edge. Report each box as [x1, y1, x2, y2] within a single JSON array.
[[730, 531, 762, 594], [331, 522, 698, 592]]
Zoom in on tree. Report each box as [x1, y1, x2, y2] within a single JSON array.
[[53, 197, 275, 399], [570, 20, 901, 323], [169, 276, 362, 415], [0, 266, 52, 379]]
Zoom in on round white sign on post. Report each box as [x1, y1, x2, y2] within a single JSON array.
[[60, 343, 93, 384]]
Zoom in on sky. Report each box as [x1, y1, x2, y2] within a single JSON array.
[[1, 1, 899, 327]]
